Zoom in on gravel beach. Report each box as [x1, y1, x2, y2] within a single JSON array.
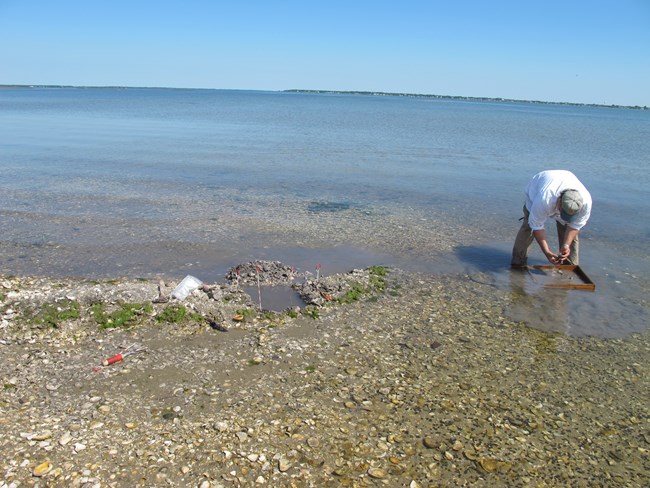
[[1, 263, 648, 487]]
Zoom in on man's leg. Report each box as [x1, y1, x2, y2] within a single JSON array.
[[512, 206, 533, 267], [556, 221, 579, 265]]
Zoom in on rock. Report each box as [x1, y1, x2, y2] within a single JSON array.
[[33, 461, 52, 477], [367, 467, 387, 479], [423, 438, 436, 449], [478, 458, 499, 473], [58, 432, 72, 446], [278, 457, 291, 472], [33, 430, 52, 441]]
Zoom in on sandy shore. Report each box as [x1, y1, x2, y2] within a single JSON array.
[[1, 266, 649, 487]]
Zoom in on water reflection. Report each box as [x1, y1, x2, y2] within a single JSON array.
[[507, 270, 570, 335], [503, 267, 650, 338], [454, 243, 649, 338]]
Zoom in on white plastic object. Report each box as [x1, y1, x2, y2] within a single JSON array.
[[171, 275, 203, 300]]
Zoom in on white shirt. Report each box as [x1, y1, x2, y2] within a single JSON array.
[[525, 170, 592, 231]]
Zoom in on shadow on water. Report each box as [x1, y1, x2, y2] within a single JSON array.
[[454, 243, 650, 338], [454, 244, 514, 273]]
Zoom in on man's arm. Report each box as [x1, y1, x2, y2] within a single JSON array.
[[533, 229, 559, 264], [558, 227, 580, 262]]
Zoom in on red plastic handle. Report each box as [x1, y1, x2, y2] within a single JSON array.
[[103, 353, 124, 366]]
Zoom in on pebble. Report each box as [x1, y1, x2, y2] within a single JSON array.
[[367, 467, 387, 479], [33, 461, 52, 477], [33, 431, 52, 441], [423, 438, 436, 449], [278, 457, 291, 472], [479, 458, 499, 473], [58, 432, 72, 446]]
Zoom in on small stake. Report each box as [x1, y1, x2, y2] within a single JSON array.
[[255, 266, 262, 311]]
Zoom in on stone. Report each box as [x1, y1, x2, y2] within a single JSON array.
[[278, 457, 291, 472], [367, 467, 387, 479], [33, 461, 52, 477]]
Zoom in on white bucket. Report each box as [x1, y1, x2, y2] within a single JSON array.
[[171, 275, 203, 300]]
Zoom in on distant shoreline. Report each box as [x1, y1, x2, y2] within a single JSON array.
[[284, 89, 649, 110], [0, 84, 647, 110]]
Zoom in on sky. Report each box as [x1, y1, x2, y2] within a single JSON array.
[[1, 0, 649, 106]]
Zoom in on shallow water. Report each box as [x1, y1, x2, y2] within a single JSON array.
[[242, 285, 306, 313], [1, 87, 649, 337]]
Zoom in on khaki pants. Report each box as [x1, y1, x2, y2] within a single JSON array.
[[511, 205, 579, 266]]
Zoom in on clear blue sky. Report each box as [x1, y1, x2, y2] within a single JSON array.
[[1, 0, 649, 106]]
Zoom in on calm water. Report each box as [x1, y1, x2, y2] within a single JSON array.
[[1, 87, 649, 337]]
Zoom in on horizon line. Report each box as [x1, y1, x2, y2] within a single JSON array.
[[1, 83, 648, 110]]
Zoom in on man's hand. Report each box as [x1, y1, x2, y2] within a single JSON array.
[[557, 243, 571, 263], [533, 229, 561, 265], [544, 250, 560, 264]]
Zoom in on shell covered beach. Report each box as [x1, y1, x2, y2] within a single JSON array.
[[1, 263, 648, 487]]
